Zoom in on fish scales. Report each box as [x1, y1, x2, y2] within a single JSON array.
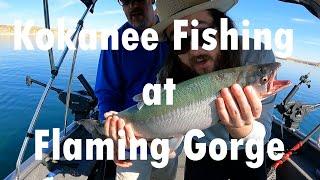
[[78, 63, 290, 140], [117, 66, 255, 139]]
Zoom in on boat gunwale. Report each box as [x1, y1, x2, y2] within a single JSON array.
[[273, 116, 320, 152], [5, 122, 80, 180]]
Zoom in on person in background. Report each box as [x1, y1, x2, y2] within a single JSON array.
[[95, 0, 171, 179], [95, 0, 167, 121]]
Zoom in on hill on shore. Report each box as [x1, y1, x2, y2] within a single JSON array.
[[1, 24, 319, 67], [0, 25, 47, 35], [276, 56, 320, 67]]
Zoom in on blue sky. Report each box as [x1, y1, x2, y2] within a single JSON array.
[[0, 0, 319, 62]]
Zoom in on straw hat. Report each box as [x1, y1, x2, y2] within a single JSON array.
[[153, 0, 238, 40]]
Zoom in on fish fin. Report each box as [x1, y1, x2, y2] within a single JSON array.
[[137, 102, 144, 110], [133, 88, 165, 102], [168, 135, 184, 159], [133, 93, 143, 102], [133, 88, 165, 110], [95, 120, 106, 136], [77, 119, 106, 139], [133, 90, 156, 101], [133, 93, 145, 110]]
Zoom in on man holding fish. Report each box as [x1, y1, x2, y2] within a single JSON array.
[[100, 0, 290, 179]]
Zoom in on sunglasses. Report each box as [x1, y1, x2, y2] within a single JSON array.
[[168, 28, 217, 55], [118, 0, 145, 6]]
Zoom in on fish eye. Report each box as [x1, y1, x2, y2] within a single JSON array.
[[262, 76, 268, 83]]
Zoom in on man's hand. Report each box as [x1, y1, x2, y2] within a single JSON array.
[[104, 111, 178, 167], [104, 111, 135, 168], [216, 84, 262, 139]]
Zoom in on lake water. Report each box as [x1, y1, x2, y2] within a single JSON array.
[[0, 36, 319, 178]]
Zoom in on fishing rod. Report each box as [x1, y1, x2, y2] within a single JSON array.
[[63, 32, 81, 137], [43, 0, 56, 72], [283, 73, 311, 106], [267, 123, 320, 180], [15, 1, 97, 179]]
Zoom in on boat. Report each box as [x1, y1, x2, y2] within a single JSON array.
[[4, 0, 320, 179]]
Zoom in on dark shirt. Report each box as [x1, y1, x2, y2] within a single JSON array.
[[95, 22, 168, 120]]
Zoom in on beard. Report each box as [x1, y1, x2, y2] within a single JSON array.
[[128, 8, 147, 29], [189, 54, 222, 75], [160, 48, 241, 84]]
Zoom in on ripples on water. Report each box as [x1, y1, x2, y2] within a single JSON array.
[[0, 35, 100, 178], [0, 36, 319, 178]]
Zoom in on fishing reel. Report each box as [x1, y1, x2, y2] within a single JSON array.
[[26, 74, 98, 120], [299, 73, 311, 88], [275, 73, 319, 130], [278, 101, 320, 129]]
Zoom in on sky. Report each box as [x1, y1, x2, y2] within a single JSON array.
[[0, 0, 319, 62]]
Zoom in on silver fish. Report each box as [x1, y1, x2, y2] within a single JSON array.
[[79, 62, 290, 141]]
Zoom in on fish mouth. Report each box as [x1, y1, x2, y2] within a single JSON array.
[[262, 65, 291, 100], [264, 79, 291, 98]]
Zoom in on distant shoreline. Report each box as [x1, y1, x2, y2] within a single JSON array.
[[1, 25, 319, 67], [0, 24, 60, 35], [0, 24, 105, 37], [276, 56, 320, 67]]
